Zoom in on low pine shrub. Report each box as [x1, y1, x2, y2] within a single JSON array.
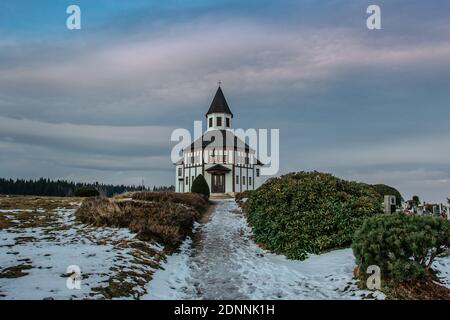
[[245, 171, 383, 259], [352, 213, 450, 282]]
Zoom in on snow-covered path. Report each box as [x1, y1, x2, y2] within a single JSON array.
[[144, 199, 382, 300]]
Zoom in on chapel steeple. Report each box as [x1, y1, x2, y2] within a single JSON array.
[[206, 86, 233, 130]]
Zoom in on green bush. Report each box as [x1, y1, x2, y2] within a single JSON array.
[[191, 174, 210, 199], [245, 171, 383, 259], [74, 186, 100, 197], [352, 214, 450, 282], [235, 190, 254, 202], [371, 184, 403, 207]]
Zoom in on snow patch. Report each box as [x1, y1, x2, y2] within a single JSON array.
[[0, 207, 163, 300]]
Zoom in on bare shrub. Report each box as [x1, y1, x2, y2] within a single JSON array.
[[132, 192, 209, 215], [119, 200, 197, 246], [75, 194, 207, 248], [75, 197, 127, 227]]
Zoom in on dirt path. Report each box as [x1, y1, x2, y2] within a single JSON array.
[[144, 199, 385, 300]]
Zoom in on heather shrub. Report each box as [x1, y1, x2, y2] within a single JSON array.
[[132, 191, 208, 214], [75, 197, 127, 226], [352, 213, 450, 282], [245, 171, 383, 259], [76, 192, 209, 248], [119, 200, 198, 246]]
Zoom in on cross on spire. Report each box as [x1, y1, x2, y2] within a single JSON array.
[[217, 80, 222, 87]]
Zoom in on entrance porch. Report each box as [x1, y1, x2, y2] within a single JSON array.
[[205, 164, 231, 194]]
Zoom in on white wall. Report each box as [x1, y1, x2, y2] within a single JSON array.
[[175, 164, 268, 193], [225, 170, 233, 193], [206, 113, 232, 131], [175, 164, 183, 192], [175, 140, 272, 193]]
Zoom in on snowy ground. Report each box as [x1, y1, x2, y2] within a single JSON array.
[[0, 198, 164, 300], [144, 199, 387, 300], [2, 197, 449, 300], [434, 257, 450, 289]]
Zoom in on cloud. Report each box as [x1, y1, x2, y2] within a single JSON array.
[[298, 133, 450, 168], [1, 1, 450, 199], [0, 138, 173, 186], [58, 155, 172, 172], [340, 168, 450, 204], [283, 133, 450, 203], [2, 19, 450, 125], [0, 116, 174, 157]]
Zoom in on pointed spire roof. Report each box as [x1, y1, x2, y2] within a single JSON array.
[[206, 86, 233, 118]]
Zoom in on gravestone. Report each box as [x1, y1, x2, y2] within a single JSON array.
[[384, 195, 396, 214]]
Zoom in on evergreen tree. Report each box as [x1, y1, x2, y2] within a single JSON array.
[[191, 174, 210, 199], [0, 177, 174, 197], [412, 195, 421, 206]]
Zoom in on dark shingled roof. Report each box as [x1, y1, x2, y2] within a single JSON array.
[[176, 130, 264, 165], [206, 86, 233, 117], [184, 130, 251, 152], [205, 164, 232, 172]]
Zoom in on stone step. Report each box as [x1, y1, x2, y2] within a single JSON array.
[[210, 193, 234, 199]]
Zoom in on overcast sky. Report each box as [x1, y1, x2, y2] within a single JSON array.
[[0, 0, 449, 202]]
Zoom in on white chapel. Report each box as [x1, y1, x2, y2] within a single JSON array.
[[174, 86, 264, 194]]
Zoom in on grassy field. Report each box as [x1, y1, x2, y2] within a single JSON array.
[[0, 196, 80, 230]]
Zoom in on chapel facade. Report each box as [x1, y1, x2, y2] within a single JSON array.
[[174, 86, 263, 194]]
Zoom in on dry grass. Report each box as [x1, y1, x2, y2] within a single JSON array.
[[74, 197, 126, 227], [0, 195, 81, 230], [0, 195, 81, 210], [384, 277, 450, 300], [90, 239, 166, 299], [76, 193, 210, 249], [112, 192, 136, 200], [0, 264, 33, 279], [354, 267, 450, 300], [0, 213, 15, 229], [132, 192, 209, 215]]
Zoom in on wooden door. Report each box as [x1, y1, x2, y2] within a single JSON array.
[[211, 174, 225, 193]]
